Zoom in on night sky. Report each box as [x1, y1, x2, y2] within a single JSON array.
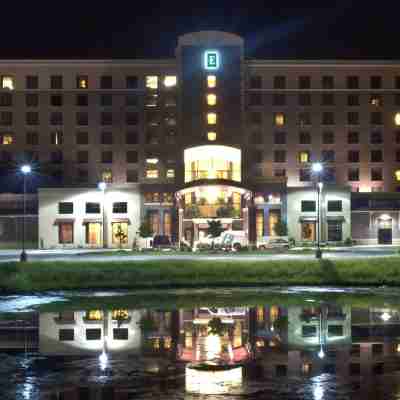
[[1, 1, 399, 59]]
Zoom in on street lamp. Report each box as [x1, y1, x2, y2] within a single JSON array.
[[98, 182, 107, 248], [20, 165, 32, 262], [312, 163, 323, 259]]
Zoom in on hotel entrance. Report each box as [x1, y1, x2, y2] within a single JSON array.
[[378, 215, 392, 244], [85, 222, 101, 246]]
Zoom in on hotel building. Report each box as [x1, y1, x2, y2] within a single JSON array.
[[0, 31, 400, 247]]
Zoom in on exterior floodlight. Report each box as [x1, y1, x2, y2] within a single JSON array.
[[381, 312, 391, 322], [98, 181, 107, 191], [318, 348, 325, 359], [99, 351, 108, 371], [21, 165, 31, 174], [312, 162, 323, 173]]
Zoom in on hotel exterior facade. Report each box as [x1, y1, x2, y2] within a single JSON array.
[[1, 31, 400, 247]]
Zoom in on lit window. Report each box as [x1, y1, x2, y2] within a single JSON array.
[[370, 96, 382, 107], [207, 132, 217, 141], [207, 113, 217, 125], [146, 169, 159, 179], [395, 170, 400, 181], [275, 113, 285, 126], [395, 113, 400, 126], [164, 76, 177, 87], [77, 76, 88, 89], [299, 151, 310, 163], [1, 76, 14, 90], [86, 310, 103, 321], [166, 169, 175, 178], [146, 76, 158, 90], [2, 134, 13, 145], [146, 157, 159, 164], [112, 309, 129, 321], [102, 170, 112, 183], [207, 75, 216, 88], [207, 94, 217, 106]]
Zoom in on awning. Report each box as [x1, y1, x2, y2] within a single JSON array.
[[326, 215, 345, 221], [299, 216, 317, 222], [112, 218, 131, 225], [53, 218, 75, 225], [82, 219, 102, 225]]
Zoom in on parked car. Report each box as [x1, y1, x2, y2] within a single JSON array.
[[257, 236, 289, 250], [220, 230, 248, 251], [192, 234, 223, 252]]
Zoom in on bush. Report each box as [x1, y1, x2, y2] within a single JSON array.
[[289, 237, 296, 247], [344, 237, 353, 246]]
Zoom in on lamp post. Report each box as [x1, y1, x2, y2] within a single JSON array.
[[312, 163, 323, 259], [98, 181, 107, 248], [20, 165, 32, 262]]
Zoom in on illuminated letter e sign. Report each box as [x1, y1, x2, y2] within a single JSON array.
[[204, 50, 220, 70]]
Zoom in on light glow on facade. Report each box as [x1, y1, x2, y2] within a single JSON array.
[[207, 93, 217, 106], [207, 75, 216, 88], [1, 76, 14, 90], [207, 113, 217, 125], [164, 75, 177, 87], [395, 112, 400, 126], [207, 132, 217, 141], [146, 76, 158, 89]]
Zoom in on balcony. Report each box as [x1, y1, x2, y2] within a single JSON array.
[[184, 203, 241, 219]]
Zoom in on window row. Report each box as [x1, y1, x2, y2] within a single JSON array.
[[249, 75, 399, 90], [59, 328, 129, 341], [248, 111, 400, 126], [301, 200, 343, 212], [1, 75, 177, 90], [59, 201, 128, 214]]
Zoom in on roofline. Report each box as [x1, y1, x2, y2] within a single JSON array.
[[0, 59, 176, 67], [247, 59, 400, 67]]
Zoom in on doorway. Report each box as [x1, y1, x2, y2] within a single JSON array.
[[378, 229, 392, 244], [86, 223, 101, 246]]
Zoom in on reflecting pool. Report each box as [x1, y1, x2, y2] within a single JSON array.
[[2, 288, 400, 399]]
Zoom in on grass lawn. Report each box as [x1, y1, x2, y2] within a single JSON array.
[[1, 257, 400, 293]]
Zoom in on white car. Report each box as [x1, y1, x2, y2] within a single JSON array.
[[220, 230, 248, 251], [257, 236, 289, 250], [192, 234, 223, 252]]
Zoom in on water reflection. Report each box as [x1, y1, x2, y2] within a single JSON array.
[[2, 296, 400, 399]]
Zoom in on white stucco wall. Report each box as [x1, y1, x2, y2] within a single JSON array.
[[38, 186, 141, 249]]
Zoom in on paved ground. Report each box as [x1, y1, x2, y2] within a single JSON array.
[[0, 246, 397, 263]]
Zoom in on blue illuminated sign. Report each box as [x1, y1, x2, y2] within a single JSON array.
[[204, 50, 220, 70]]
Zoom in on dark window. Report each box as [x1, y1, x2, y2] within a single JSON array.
[[0, 93, 12, 107], [50, 75, 63, 89], [101, 131, 113, 145], [347, 94, 359, 106], [249, 75, 262, 89], [371, 150, 383, 162], [274, 76, 286, 89], [249, 92, 262, 106], [348, 131, 359, 144], [0, 112, 12, 126], [126, 131, 138, 144], [276, 365, 287, 377], [322, 112, 335, 125], [100, 94, 112, 107], [126, 94, 138, 107], [348, 168, 359, 181], [50, 131, 63, 145], [298, 76, 311, 89], [348, 150, 359, 163], [347, 112, 359, 125], [76, 131, 88, 145], [396, 149, 400, 162], [25, 93, 38, 107], [50, 111, 63, 125], [299, 168, 311, 181], [274, 131, 286, 144], [26, 112, 38, 125], [299, 131, 311, 144], [302, 325, 317, 337], [113, 202, 128, 213], [298, 112, 311, 126], [395, 131, 400, 144], [76, 112, 88, 126], [249, 111, 262, 125], [50, 94, 63, 107], [126, 76, 138, 89], [371, 76, 382, 89], [26, 131, 38, 145], [254, 150, 263, 163], [347, 76, 359, 89], [101, 151, 113, 163], [322, 75, 334, 89], [272, 93, 286, 106], [325, 167, 336, 182], [251, 131, 262, 144], [274, 168, 286, 177], [327, 200, 342, 212], [328, 325, 344, 336], [86, 329, 101, 340], [396, 76, 400, 90], [322, 131, 335, 144], [100, 75, 112, 89], [86, 202, 100, 213], [321, 92, 334, 106], [77, 151, 88, 164], [113, 328, 129, 340], [301, 201, 316, 212], [77, 168, 88, 182], [274, 150, 286, 163], [371, 168, 383, 181], [322, 150, 335, 162], [370, 131, 382, 144], [59, 329, 74, 341], [26, 75, 38, 89], [146, 130, 159, 144], [126, 112, 139, 125], [127, 169, 138, 182], [59, 202, 73, 214], [101, 111, 113, 126], [370, 112, 383, 125], [298, 93, 311, 106], [51, 150, 63, 163], [76, 94, 88, 106]]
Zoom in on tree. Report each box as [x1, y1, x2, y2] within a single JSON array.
[[274, 220, 288, 236], [114, 224, 128, 249], [137, 219, 153, 238], [207, 219, 225, 249]]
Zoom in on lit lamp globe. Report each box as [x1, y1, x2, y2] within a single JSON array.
[[98, 181, 107, 191], [312, 162, 323, 173], [21, 165, 32, 175]]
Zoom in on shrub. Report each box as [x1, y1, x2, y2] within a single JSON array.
[[344, 237, 353, 246]]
